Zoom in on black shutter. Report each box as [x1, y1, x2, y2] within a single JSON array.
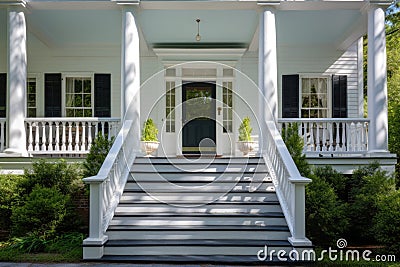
[[94, 74, 111, 117], [45, 73, 62, 117], [282, 74, 299, 118], [332, 75, 347, 118], [0, 74, 6, 118]]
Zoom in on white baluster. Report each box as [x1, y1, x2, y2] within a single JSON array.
[[101, 122, 105, 137], [342, 122, 347, 152], [41, 123, 47, 151], [81, 122, 86, 152], [61, 122, 67, 151], [88, 123, 93, 150], [335, 122, 340, 152], [0, 121, 4, 152], [328, 122, 333, 152], [315, 122, 321, 151], [350, 122, 356, 152], [55, 122, 60, 152], [75, 122, 80, 151], [68, 122, 73, 151], [302, 122, 308, 152], [48, 123, 53, 151], [309, 122, 315, 151], [355, 122, 361, 151], [322, 122, 327, 152], [95, 123, 99, 138], [27, 122, 33, 151], [108, 123, 112, 141], [34, 123, 40, 151]]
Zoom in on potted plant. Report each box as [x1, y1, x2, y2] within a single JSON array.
[[141, 118, 159, 156], [237, 116, 256, 156]]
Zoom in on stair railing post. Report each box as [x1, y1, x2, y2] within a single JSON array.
[[288, 178, 312, 249], [82, 177, 108, 259]]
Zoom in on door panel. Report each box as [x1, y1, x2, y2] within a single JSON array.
[[182, 82, 216, 154]]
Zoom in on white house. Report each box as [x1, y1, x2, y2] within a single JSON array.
[[0, 0, 396, 263]]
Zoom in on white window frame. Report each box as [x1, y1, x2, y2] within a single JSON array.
[[299, 74, 332, 119], [61, 73, 94, 117], [165, 80, 176, 133]]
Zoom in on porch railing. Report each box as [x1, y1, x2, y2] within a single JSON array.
[[25, 118, 121, 154], [278, 118, 369, 155], [262, 120, 311, 246], [82, 120, 136, 258], [0, 118, 6, 153]]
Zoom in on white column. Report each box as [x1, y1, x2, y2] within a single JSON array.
[[121, 9, 140, 152], [258, 8, 278, 153], [367, 7, 388, 153], [5, 9, 28, 156]]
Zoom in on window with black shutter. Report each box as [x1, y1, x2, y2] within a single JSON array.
[[94, 74, 111, 117], [282, 74, 299, 118], [45, 73, 62, 117], [0, 74, 6, 118], [332, 75, 347, 118]]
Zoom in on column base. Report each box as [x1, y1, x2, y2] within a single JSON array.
[[288, 237, 313, 247], [3, 148, 29, 157], [83, 236, 108, 260]]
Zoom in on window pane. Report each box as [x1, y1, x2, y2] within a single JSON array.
[[84, 94, 91, 108], [84, 79, 91, 93], [66, 94, 74, 107], [75, 95, 83, 107], [75, 109, 83, 117], [75, 79, 83, 93], [84, 109, 92, 117], [66, 109, 74, 117]]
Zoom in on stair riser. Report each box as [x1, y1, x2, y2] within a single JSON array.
[[103, 246, 292, 256], [129, 173, 272, 183], [134, 158, 264, 164], [114, 205, 283, 213], [109, 217, 287, 227], [120, 193, 278, 202], [106, 230, 290, 241], [124, 182, 275, 192], [131, 164, 269, 173]]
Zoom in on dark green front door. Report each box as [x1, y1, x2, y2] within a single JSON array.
[[182, 82, 216, 154]]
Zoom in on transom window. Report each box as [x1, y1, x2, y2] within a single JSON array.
[[301, 77, 329, 118], [65, 77, 92, 117]]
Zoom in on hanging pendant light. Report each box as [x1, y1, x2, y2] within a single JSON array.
[[195, 18, 201, 41]]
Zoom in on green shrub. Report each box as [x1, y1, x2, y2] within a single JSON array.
[[347, 167, 396, 243], [0, 174, 26, 237], [373, 190, 400, 255], [313, 166, 347, 202], [141, 118, 159, 142], [83, 133, 114, 177], [305, 174, 349, 246], [21, 159, 83, 195], [282, 123, 311, 177], [238, 117, 253, 141], [11, 185, 68, 238]]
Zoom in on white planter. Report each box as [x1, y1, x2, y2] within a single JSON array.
[[237, 141, 256, 156], [141, 141, 159, 156]]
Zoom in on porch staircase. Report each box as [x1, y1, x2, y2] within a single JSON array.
[[99, 156, 299, 263]]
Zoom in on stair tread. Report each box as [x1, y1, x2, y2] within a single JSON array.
[[107, 225, 289, 231], [118, 200, 280, 204], [123, 188, 275, 193], [113, 211, 284, 217], [105, 239, 291, 247]]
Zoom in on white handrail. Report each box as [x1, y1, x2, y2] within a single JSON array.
[[25, 118, 121, 154], [278, 118, 369, 155], [0, 118, 6, 153], [262, 120, 311, 246], [83, 120, 136, 248]]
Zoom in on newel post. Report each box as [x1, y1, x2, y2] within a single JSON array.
[[82, 178, 108, 259], [288, 178, 312, 248]]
